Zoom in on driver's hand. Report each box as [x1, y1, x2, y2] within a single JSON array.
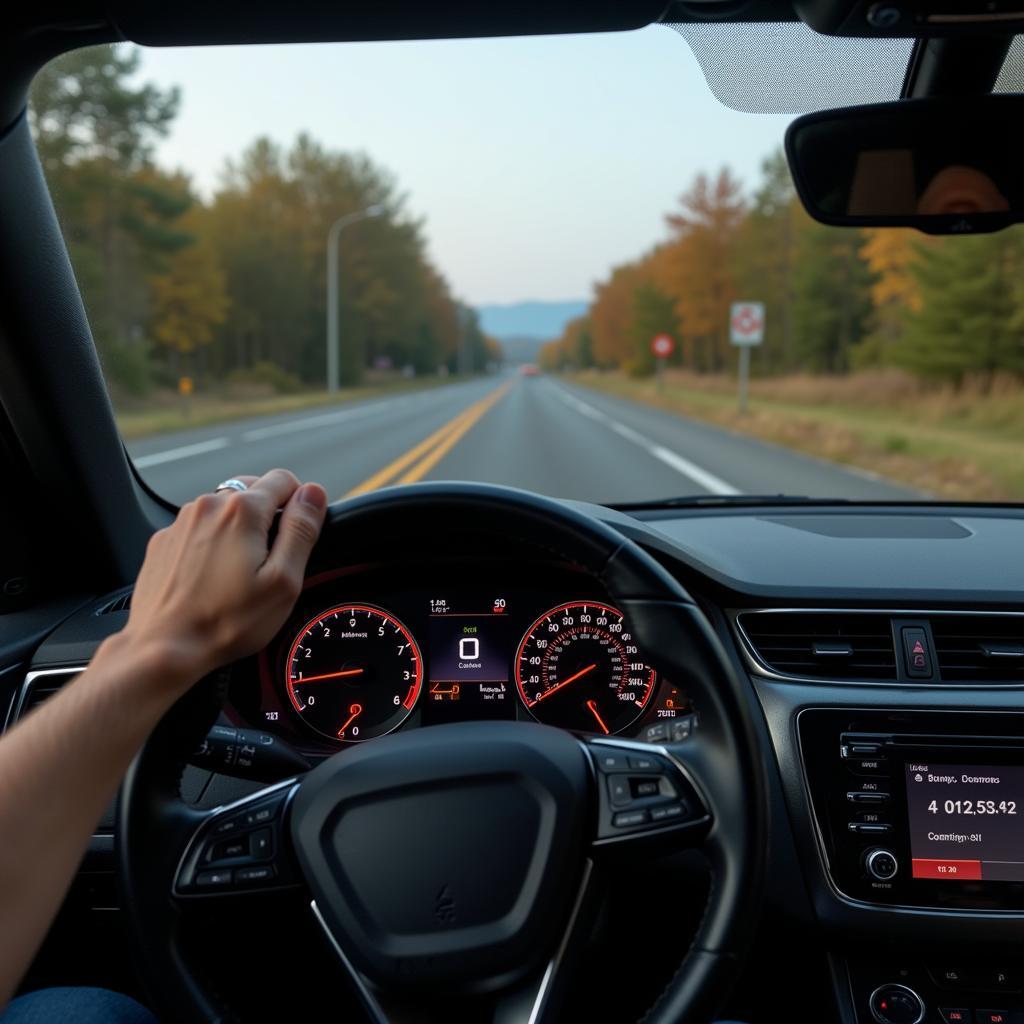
[[123, 469, 328, 694]]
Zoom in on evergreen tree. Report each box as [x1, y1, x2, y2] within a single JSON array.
[[895, 232, 1024, 385]]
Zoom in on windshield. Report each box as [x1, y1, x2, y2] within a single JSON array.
[[31, 29, 1024, 506]]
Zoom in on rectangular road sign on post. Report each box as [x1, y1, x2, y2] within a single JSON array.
[[730, 302, 765, 347], [730, 302, 765, 413]]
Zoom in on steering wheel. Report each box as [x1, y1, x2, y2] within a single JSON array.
[[117, 483, 767, 1023]]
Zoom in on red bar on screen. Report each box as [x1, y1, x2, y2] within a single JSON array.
[[911, 858, 982, 880]]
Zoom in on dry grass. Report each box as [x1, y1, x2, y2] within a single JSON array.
[[573, 369, 1024, 502]]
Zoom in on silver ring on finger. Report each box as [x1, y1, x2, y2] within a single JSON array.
[[214, 479, 248, 494]]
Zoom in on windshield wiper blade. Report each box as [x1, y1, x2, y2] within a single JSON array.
[[611, 494, 853, 510]]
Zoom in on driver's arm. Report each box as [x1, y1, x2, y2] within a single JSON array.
[[0, 469, 327, 1008]]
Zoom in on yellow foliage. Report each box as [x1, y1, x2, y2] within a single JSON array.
[[150, 209, 230, 355]]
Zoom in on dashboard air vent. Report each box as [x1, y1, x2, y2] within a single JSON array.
[[931, 615, 1024, 683], [20, 681, 62, 716], [740, 612, 897, 680], [12, 670, 80, 723], [97, 591, 132, 615]]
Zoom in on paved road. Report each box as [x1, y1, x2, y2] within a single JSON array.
[[129, 374, 919, 506]]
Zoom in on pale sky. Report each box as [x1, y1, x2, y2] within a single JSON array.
[[139, 26, 794, 306]]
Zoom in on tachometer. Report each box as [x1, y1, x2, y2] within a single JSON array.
[[286, 604, 421, 742], [515, 601, 655, 735]]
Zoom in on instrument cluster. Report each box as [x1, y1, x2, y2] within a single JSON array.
[[237, 562, 691, 754]]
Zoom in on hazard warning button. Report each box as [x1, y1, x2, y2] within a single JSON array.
[[901, 627, 933, 679]]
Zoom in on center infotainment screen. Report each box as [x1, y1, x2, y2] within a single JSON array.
[[905, 762, 1024, 881]]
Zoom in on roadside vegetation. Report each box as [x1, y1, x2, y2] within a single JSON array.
[[575, 369, 1024, 501], [31, 46, 501, 415], [541, 152, 1024, 501]]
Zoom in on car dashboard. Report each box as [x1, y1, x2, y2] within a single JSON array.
[[8, 499, 1024, 1024]]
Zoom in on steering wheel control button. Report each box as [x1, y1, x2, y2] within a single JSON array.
[[613, 809, 650, 828], [195, 869, 233, 889], [634, 779, 660, 798], [628, 754, 658, 771], [207, 837, 248, 862], [864, 849, 899, 881], [650, 801, 688, 822], [595, 752, 629, 773], [249, 828, 274, 859], [235, 865, 276, 886], [245, 804, 277, 827], [608, 776, 632, 806], [869, 984, 926, 1024]]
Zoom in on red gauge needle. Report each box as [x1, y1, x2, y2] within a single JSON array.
[[337, 703, 363, 737], [532, 663, 598, 704], [295, 668, 364, 685], [585, 699, 610, 735]]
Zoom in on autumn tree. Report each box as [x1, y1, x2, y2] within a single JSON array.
[[149, 207, 230, 377], [660, 168, 746, 372], [540, 316, 593, 371], [30, 45, 186, 392], [854, 229, 924, 368], [590, 262, 648, 369], [734, 149, 800, 373]]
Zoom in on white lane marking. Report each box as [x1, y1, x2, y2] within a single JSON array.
[[552, 388, 604, 420], [648, 445, 740, 495], [551, 386, 740, 495], [133, 437, 230, 468], [132, 396, 411, 467], [241, 399, 397, 441], [610, 422, 646, 444]]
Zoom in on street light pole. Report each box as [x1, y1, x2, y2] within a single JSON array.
[[326, 204, 384, 394]]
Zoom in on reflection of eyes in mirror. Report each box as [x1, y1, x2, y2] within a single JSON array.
[[917, 166, 1010, 216], [847, 150, 1011, 218]]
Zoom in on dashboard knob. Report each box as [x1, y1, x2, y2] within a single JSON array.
[[864, 847, 899, 881], [868, 983, 925, 1024]]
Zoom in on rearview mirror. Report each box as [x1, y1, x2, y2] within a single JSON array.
[[785, 95, 1024, 235]]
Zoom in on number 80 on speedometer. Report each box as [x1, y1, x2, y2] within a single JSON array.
[[514, 601, 656, 735]]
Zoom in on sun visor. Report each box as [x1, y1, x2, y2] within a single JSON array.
[[106, 0, 668, 46]]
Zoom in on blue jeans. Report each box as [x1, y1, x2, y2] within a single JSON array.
[[1, 988, 156, 1023]]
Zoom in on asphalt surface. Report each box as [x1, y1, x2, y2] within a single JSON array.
[[129, 373, 920, 506]]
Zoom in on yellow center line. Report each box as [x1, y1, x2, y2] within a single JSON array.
[[343, 380, 513, 497], [397, 381, 512, 485]]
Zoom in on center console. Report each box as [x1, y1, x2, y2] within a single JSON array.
[[799, 709, 1024, 911]]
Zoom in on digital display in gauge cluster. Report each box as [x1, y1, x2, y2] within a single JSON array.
[[266, 582, 687, 746], [423, 595, 515, 723]]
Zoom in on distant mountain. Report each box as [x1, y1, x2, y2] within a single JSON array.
[[495, 335, 549, 365], [476, 300, 588, 342]]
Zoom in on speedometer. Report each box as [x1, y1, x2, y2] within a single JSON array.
[[286, 604, 422, 742], [515, 601, 655, 735]]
